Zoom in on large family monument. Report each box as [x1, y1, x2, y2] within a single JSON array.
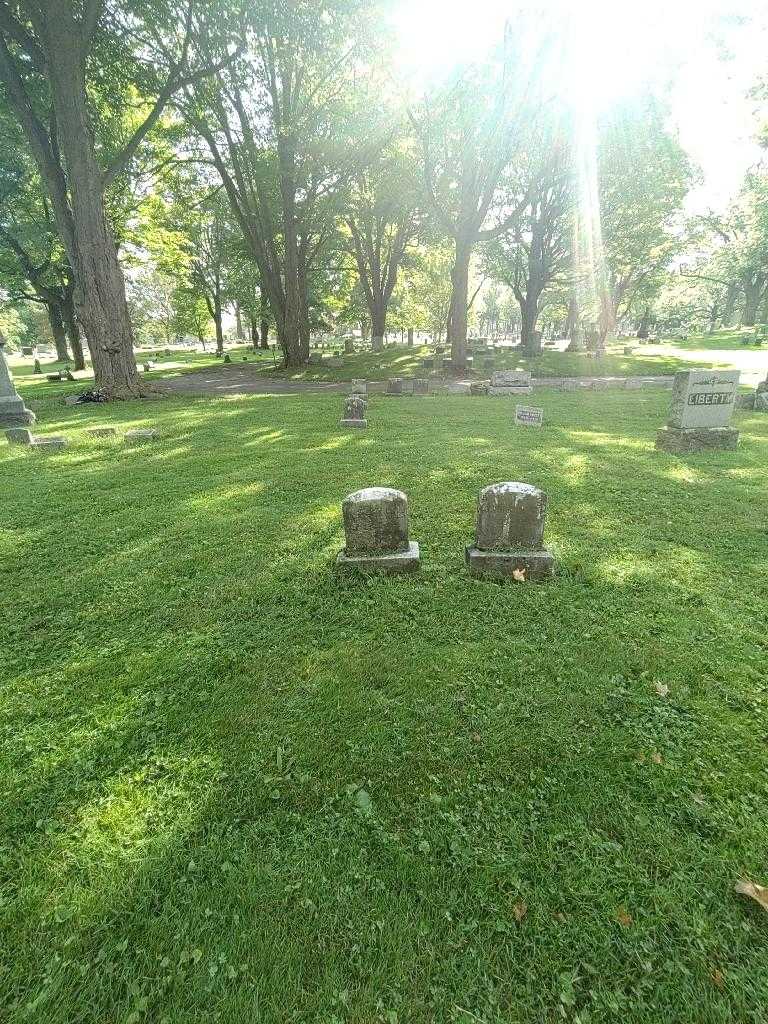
[[655, 369, 740, 453], [0, 334, 36, 427]]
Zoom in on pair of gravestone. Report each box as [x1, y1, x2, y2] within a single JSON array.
[[386, 378, 430, 396], [336, 482, 554, 581], [656, 369, 740, 453]]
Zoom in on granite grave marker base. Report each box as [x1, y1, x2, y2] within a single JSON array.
[[336, 486, 420, 574], [655, 426, 739, 453]]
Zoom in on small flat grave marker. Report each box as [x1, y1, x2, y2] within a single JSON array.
[[515, 404, 544, 427]]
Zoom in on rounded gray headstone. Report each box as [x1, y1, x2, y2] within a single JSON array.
[[342, 487, 409, 555], [474, 482, 547, 551], [343, 395, 367, 420]]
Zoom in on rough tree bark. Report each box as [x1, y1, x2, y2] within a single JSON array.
[[46, 301, 70, 361], [61, 291, 85, 370]]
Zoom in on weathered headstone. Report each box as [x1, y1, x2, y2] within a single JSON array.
[[6, 427, 33, 445], [308, 353, 324, 365], [386, 377, 403, 396], [351, 379, 367, 395], [655, 369, 740, 453], [85, 426, 117, 437], [344, 336, 355, 354], [755, 391, 768, 413], [624, 377, 643, 390], [336, 487, 420, 573], [591, 379, 610, 390], [623, 346, 635, 356], [560, 379, 578, 392], [514, 404, 544, 427], [465, 482, 555, 581], [448, 382, 471, 395], [0, 336, 36, 427], [413, 378, 429, 395], [340, 395, 367, 429], [33, 358, 42, 374], [400, 378, 415, 396], [488, 370, 532, 397], [31, 436, 67, 451], [327, 357, 343, 368], [125, 428, 159, 444]]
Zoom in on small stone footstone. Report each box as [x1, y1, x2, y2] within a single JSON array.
[[63, 395, 81, 406], [85, 426, 117, 437], [6, 427, 33, 445], [413, 378, 429, 395], [0, 339, 36, 427], [488, 370, 532, 397], [386, 378, 403, 396], [340, 395, 367, 429], [351, 379, 367, 395], [656, 369, 740, 453], [336, 487, 420, 574], [465, 481, 555, 582], [125, 428, 159, 444], [31, 436, 67, 451]]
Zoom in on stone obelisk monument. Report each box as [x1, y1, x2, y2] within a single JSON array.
[[0, 331, 36, 427]]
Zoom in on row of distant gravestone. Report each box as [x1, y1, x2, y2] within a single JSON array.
[[336, 482, 555, 582], [340, 369, 768, 452]]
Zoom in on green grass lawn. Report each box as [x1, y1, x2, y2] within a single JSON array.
[[664, 330, 768, 352], [2, 390, 768, 1023]]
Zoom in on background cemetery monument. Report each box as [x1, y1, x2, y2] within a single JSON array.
[[655, 369, 740, 453], [0, 333, 36, 427]]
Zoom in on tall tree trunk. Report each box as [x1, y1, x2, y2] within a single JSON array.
[[760, 288, 768, 326], [47, 301, 70, 362], [447, 238, 472, 371], [407, 327, 414, 346], [370, 303, 386, 352], [636, 306, 650, 339], [250, 315, 260, 352], [41, 9, 140, 396], [298, 262, 310, 361], [235, 302, 244, 339], [260, 318, 269, 349], [519, 290, 543, 354], [62, 296, 85, 370], [722, 282, 738, 327], [741, 275, 765, 327], [213, 293, 224, 355]]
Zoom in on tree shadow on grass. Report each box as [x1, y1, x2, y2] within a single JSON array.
[[2, 390, 768, 1021]]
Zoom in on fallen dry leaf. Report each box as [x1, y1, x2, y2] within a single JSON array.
[[512, 568, 527, 582], [616, 908, 633, 927], [654, 681, 670, 698], [512, 901, 528, 922], [470, 733, 481, 744], [651, 751, 663, 765], [711, 969, 725, 990], [735, 879, 768, 913]]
